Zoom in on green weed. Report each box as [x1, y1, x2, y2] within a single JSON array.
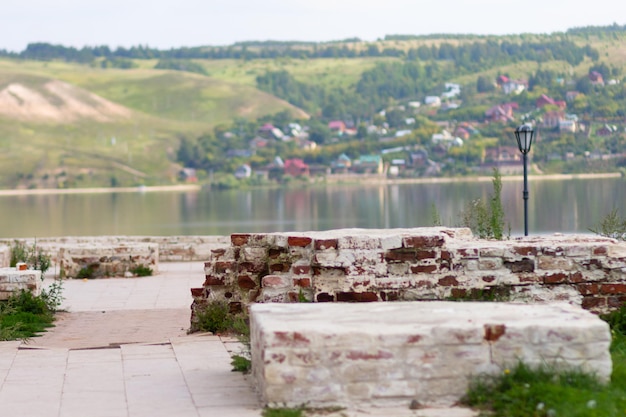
[[0, 290, 55, 341], [589, 208, 626, 240], [262, 407, 305, 417], [463, 308, 626, 416], [130, 264, 153, 277], [77, 265, 97, 279], [459, 168, 509, 240], [230, 355, 252, 373]]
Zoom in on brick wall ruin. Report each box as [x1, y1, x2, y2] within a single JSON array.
[[191, 227, 626, 328]]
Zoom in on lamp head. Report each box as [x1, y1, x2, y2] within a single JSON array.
[[515, 124, 534, 154]]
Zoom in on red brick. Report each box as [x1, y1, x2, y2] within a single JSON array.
[[416, 250, 437, 260], [440, 251, 452, 261], [238, 261, 266, 273], [288, 236, 312, 247], [269, 262, 291, 273], [293, 278, 311, 288], [581, 296, 606, 310], [385, 250, 417, 262], [292, 265, 311, 275], [484, 324, 506, 342], [380, 291, 400, 301], [570, 272, 584, 283], [438, 276, 459, 286], [231, 234, 250, 246], [262, 275, 290, 288], [204, 275, 225, 286], [190, 288, 204, 297], [514, 246, 538, 256], [593, 246, 609, 256], [316, 292, 335, 302], [237, 275, 257, 289], [600, 284, 626, 295], [215, 261, 234, 273], [314, 239, 338, 250], [544, 272, 568, 284], [404, 236, 445, 248], [482, 276, 496, 283], [451, 288, 467, 298], [457, 248, 478, 258], [577, 283, 600, 295], [410, 265, 438, 274], [336, 292, 379, 302]]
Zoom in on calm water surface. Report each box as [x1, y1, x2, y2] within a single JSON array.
[[0, 177, 624, 238]]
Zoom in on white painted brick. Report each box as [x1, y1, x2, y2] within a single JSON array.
[[251, 302, 612, 408]]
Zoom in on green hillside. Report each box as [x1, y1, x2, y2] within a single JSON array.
[[3, 27, 626, 188], [0, 59, 308, 188]]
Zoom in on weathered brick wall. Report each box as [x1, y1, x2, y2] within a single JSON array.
[[0, 267, 41, 300], [57, 243, 159, 278], [0, 235, 229, 264], [191, 228, 626, 327]]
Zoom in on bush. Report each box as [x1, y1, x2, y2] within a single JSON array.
[[130, 264, 153, 277]]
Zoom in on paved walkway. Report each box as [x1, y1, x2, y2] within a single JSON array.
[[0, 262, 476, 417]]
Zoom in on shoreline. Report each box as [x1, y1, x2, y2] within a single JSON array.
[[0, 172, 621, 197]]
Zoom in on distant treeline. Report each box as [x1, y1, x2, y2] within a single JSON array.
[[0, 39, 598, 70]]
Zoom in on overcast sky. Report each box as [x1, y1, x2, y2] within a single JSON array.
[[3, 0, 626, 52]]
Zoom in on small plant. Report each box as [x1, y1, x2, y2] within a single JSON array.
[[590, 208, 626, 240], [262, 407, 305, 417], [130, 264, 153, 277], [231, 354, 252, 373], [430, 202, 443, 227], [447, 287, 511, 302], [77, 265, 96, 279], [458, 168, 510, 240], [10, 240, 51, 277], [0, 290, 55, 340], [195, 300, 232, 334]]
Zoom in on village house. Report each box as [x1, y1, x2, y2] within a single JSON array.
[[331, 153, 352, 174], [234, 164, 252, 179], [485, 103, 518, 123], [566, 91, 581, 102], [589, 71, 605, 86], [351, 155, 384, 174], [596, 124, 618, 137], [482, 146, 523, 174], [328, 120, 347, 134], [496, 75, 527, 95], [541, 110, 566, 129], [284, 159, 310, 177], [424, 96, 442, 107], [536, 94, 567, 110]]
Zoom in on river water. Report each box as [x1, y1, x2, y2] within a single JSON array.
[[0, 177, 624, 238]]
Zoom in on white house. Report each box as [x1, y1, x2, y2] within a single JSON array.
[[424, 96, 442, 107]]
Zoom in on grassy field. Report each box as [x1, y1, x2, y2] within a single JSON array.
[[0, 58, 308, 188]]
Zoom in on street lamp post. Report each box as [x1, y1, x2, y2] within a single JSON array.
[[514, 124, 535, 236]]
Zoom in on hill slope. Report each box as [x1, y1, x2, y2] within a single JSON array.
[[0, 60, 308, 188]]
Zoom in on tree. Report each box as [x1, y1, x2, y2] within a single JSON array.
[[476, 76, 495, 93]]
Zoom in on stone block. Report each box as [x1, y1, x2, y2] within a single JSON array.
[[251, 302, 611, 408], [0, 267, 42, 300]]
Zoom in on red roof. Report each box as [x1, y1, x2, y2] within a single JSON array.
[[284, 159, 308, 169]]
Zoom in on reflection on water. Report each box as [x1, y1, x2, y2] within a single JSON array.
[[0, 177, 624, 238]]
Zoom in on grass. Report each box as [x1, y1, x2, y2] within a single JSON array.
[[0, 290, 55, 341], [130, 264, 153, 277], [463, 307, 626, 417]]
